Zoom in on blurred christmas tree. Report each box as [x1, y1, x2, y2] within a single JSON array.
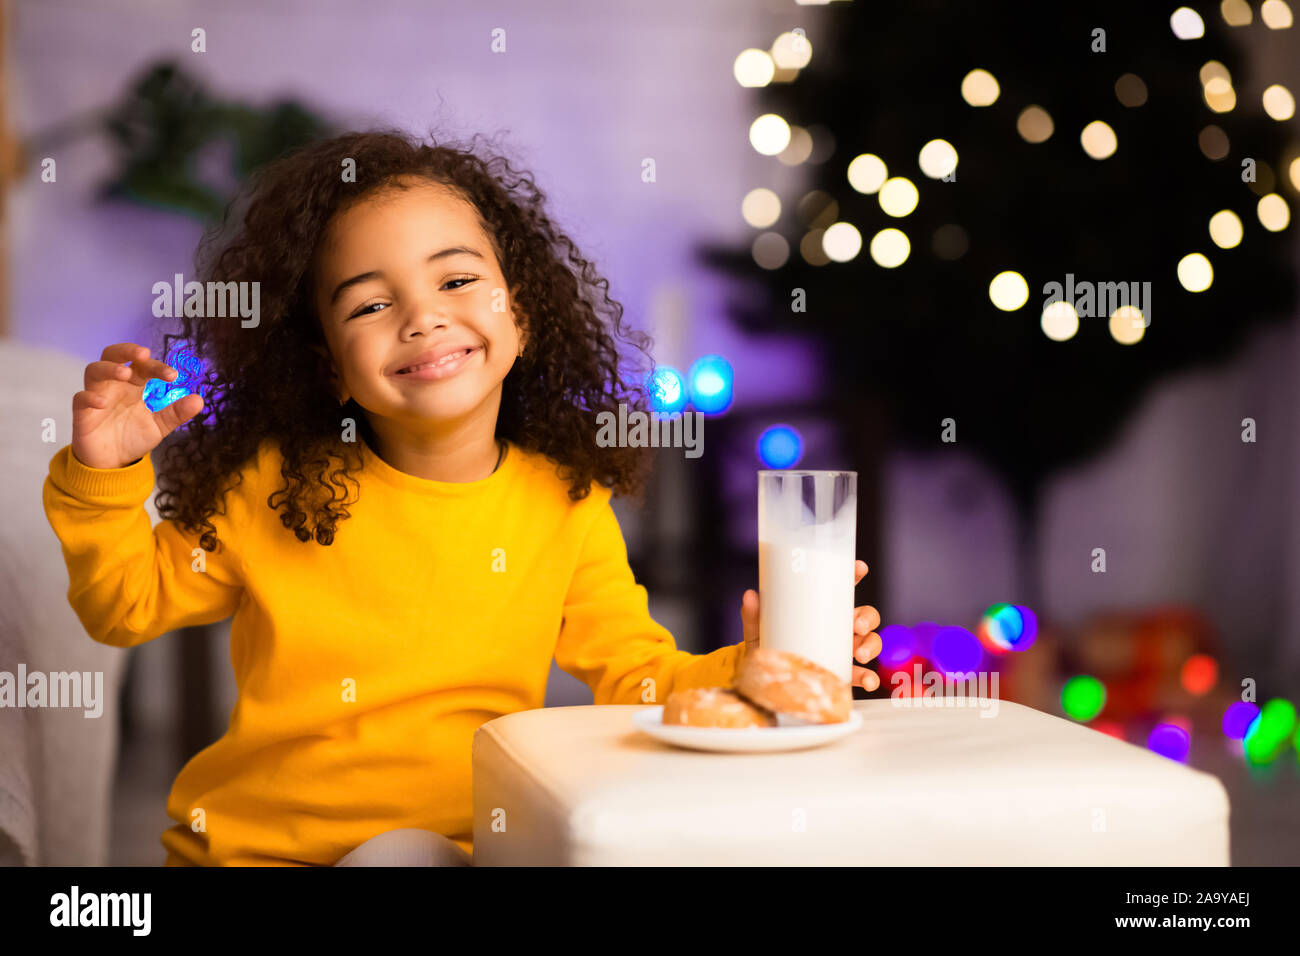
[[700, 1, 1296, 609], [32, 60, 333, 223]]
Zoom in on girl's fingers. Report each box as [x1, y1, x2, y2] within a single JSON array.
[[854, 560, 869, 585], [853, 605, 881, 633], [854, 631, 881, 665], [852, 663, 880, 691], [740, 589, 759, 646]]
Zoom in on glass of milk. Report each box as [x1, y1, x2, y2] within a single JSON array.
[[757, 470, 857, 683]]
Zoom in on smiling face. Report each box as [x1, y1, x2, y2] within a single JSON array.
[[311, 177, 527, 444]]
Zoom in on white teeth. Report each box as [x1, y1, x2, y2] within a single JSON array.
[[400, 349, 472, 373]]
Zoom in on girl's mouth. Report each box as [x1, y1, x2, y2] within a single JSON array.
[[393, 348, 480, 381]]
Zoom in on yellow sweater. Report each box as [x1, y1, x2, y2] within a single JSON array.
[[42, 436, 747, 865]]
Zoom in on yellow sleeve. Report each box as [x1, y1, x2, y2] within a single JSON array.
[[553, 487, 748, 705], [41, 444, 249, 648]]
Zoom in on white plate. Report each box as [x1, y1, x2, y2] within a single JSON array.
[[632, 706, 862, 753]]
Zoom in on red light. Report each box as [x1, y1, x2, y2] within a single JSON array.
[[1180, 654, 1218, 695], [1091, 720, 1125, 740]]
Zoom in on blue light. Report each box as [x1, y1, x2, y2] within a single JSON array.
[[647, 366, 688, 415], [688, 354, 733, 414], [757, 425, 802, 468], [144, 345, 206, 413]]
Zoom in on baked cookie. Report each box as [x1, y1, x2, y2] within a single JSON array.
[[735, 647, 852, 724], [662, 687, 778, 728]]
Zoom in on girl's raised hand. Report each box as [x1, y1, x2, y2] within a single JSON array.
[[740, 559, 882, 691], [71, 343, 204, 470]]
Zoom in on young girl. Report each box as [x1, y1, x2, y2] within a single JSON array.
[[43, 129, 883, 867]]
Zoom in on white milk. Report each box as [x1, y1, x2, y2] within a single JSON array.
[[757, 474, 856, 683]]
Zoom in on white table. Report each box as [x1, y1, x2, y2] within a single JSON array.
[[471, 699, 1229, 865]]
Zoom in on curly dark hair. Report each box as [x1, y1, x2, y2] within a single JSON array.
[[154, 128, 657, 550]]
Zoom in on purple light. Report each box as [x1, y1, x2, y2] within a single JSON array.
[[1148, 724, 1191, 762], [1010, 605, 1038, 650], [911, 621, 940, 660], [930, 626, 984, 675], [1221, 702, 1260, 740], [878, 625, 915, 667]]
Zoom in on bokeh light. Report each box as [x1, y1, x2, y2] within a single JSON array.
[[1261, 0, 1294, 29], [647, 366, 687, 414], [1109, 305, 1146, 344], [1177, 253, 1214, 292], [1148, 723, 1191, 762], [869, 227, 911, 267], [960, 69, 999, 106], [1208, 209, 1243, 248], [1041, 300, 1080, 341], [1243, 698, 1296, 765], [733, 49, 776, 87], [1114, 74, 1148, 107], [1263, 84, 1296, 121], [687, 355, 733, 414], [1017, 105, 1054, 141], [878, 176, 919, 216], [1180, 654, 1219, 695], [847, 153, 888, 194], [989, 270, 1029, 311], [930, 627, 983, 675], [757, 425, 803, 468], [1257, 193, 1291, 231], [749, 114, 792, 155], [977, 602, 1022, 653], [1221, 701, 1260, 739], [918, 139, 958, 179], [822, 222, 863, 262], [1061, 675, 1106, 721], [1171, 6, 1206, 38], [1198, 125, 1230, 160], [1221, 0, 1252, 26], [741, 188, 781, 228], [1080, 120, 1118, 159], [751, 232, 790, 269], [878, 625, 916, 668]]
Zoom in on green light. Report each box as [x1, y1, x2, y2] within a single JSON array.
[[1061, 675, 1106, 721], [1243, 698, 1296, 765]]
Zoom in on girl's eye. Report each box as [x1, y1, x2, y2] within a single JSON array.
[[442, 277, 478, 290], [348, 302, 389, 320]]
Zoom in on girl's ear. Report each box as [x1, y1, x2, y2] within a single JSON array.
[[310, 342, 350, 405]]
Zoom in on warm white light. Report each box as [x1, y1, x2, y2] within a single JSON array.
[[1208, 209, 1243, 248], [878, 177, 919, 217], [869, 228, 910, 268], [961, 69, 1000, 107], [1081, 121, 1118, 159], [1177, 253, 1214, 292], [918, 139, 959, 179], [1200, 60, 1231, 87], [1263, 85, 1296, 121], [771, 31, 813, 70], [1204, 77, 1237, 112], [989, 271, 1029, 311], [750, 114, 792, 155], [1171, 6, 1206, 38], [1290, 157, 1300, 192], [822, 222, 863, 262], [777, 127, 815, 166], [734, 49, 776, 87], [1017, 105, 1054, 142], [1221, 0, 1253, 25], [847, 153, 888, 194], [742, 188, 781, 228], [1258, 193, 1291, 231], [1261, 0, 1294, 28], [1109, 306, 1146, 344], [752, 232, 789, 270], [1041, 300, 1080, 341]]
